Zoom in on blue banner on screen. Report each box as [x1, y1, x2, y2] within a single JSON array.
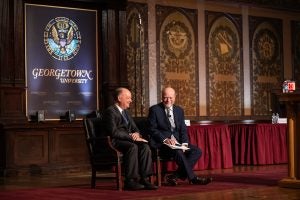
[[25, 4, 98, 120]]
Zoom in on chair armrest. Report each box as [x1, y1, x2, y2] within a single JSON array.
[[86, 136, 122, 161]]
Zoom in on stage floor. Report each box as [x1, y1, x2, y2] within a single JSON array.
[[1, 164, 300, 200]]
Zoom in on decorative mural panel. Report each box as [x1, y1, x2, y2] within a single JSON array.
[[156, 6, 198, 117], [126, 3, 149, 117], [249, 17, 283, 116], [292, 21, 300, 86], [218, 0, 300, 11], [206, 12, 243, 117]]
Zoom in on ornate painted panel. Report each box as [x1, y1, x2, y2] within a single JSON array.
[[292, 21, 300, 86], [206, 12, 243, 117], [126, 3, 149, 117], [156, 6, 198, 117], [249, 17, 283, 116], [217, 0, 300, 11]]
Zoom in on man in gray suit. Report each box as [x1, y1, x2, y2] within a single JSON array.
[[103, 87, 157, 190], [148, 87, 212, 186]]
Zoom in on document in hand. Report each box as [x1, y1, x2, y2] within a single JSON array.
[[163, 142, 190, 150], [164, 134, 190, 150]]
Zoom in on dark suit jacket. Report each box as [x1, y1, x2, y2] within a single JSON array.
[[103, 105, 139, 146], [148, 102, 189, 148]]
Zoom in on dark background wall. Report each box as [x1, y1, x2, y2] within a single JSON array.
[[0, 0, 128, 176], [0, 0, 128, 124]]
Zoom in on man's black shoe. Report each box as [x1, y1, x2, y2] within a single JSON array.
[[165, 174, 178, 186], [140, 179, 158, 190], [190, 176, 213, 185], [124, 179, 145, 191]]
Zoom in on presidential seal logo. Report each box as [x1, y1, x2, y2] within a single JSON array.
[[44, 17, 81, 61]]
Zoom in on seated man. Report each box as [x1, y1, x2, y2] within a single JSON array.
[[148, 87, 212, 186], [103, 87, 157, 191]]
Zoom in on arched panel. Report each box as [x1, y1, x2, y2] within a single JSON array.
[[250, 19, 283, 116], [157, 6, 198, 117], [207, 15, 243, 117]]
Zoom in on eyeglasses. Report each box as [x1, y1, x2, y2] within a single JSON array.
[[163, 97, 173, 100]]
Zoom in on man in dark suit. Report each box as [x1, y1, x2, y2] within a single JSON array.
[[148, 87, 212, 186], [103, 87, 157, 190]]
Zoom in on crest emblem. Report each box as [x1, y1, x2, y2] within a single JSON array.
[[254, 28, 278, 64], [44, 17, 81, 61], [163, 21, 192, 58]]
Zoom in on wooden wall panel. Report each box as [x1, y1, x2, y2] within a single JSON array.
[[0, 124, 5, 176], [102, 9, 128, 108], [14, 0, 25, 83], [0, 87, 26, 121], [292, 20, 300, 86], [2, 122, 89, 176], [12, 131, 48, 166], [0, 0, 13, 83], [126, 3, 149, 117], [51, 130, 89, 163]]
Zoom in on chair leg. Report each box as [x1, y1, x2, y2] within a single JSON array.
[[116, 163, 122, 191], [156, 159, 162, 187], [149, 175, 155, 184], [91, 168, 96, 188]]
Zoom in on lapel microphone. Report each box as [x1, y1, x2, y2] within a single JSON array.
[[167, 109, 171, 117]]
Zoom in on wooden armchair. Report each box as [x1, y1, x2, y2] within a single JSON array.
[[83, 116, 123, 191]]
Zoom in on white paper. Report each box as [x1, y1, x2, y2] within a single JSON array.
[[163, 135, 190, 150], [163, 143, 190, 150], [277, 118, 287, 124], [185, 119, 191, 126]]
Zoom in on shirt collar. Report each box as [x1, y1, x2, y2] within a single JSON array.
[[165, 106, 173, 111], [115, 104, 123, 113]]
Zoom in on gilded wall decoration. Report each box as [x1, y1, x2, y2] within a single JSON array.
[[156, 6, 198, 117], [250, 17, 283, 116], [126, 3, 149, 117], [206, 12, 243, 117], [292, 21, 300, 86], [218, 0, 300, 11]]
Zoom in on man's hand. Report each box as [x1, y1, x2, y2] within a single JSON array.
[[129, 132, 141, 141], [182, 143, 188, 152], [164, 138, 176, 145], [130, 132, 148, 143]]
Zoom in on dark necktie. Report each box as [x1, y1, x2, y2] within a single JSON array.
[[121, 110, 129, 124]]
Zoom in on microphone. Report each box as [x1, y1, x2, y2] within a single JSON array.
[[167, 108, 172, 117]]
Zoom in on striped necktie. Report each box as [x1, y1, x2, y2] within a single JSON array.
[[167, 108, 176, 131]]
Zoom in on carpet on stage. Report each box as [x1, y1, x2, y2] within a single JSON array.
[[0, 165, 288, 200]]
